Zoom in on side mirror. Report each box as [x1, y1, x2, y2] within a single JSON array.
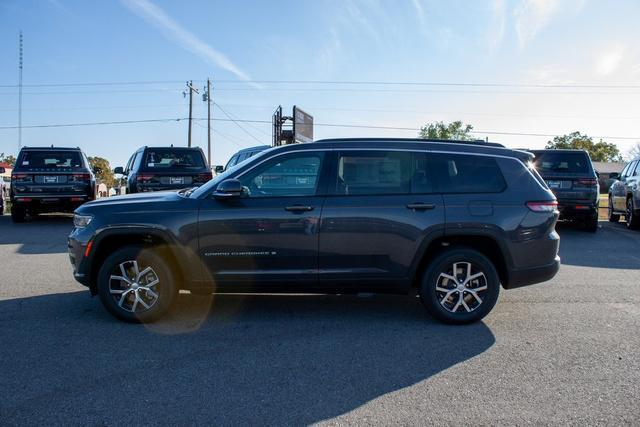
[[595, 171, 600, 178], [113, 166, 124, 175], [0, 167, 5, 174], [609, 172, 620, 180], [214, 165, 224, 174], [213, 179, 242, 199]]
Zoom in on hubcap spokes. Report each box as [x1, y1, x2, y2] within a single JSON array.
[[109, 260, 160, 313], [435, 262, 487, 313]]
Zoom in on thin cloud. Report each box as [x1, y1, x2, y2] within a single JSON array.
[[596, 45, 626, 76], [411, 0, 426, 27], [514, 0, 560, 48], [487, 0, 506, 51], [122, 0, 258, 88]]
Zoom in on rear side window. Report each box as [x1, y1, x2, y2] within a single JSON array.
[[17, 150, 83, 169], [143, 149, 205, 170], [432, 153, 506, 194], [225, 154, 239, 170], [333, 151, 433, 195], [532, 152, 590, 174]]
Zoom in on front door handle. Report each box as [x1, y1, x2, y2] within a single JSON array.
[[285, 205, 314, 212], [406, 202, 436, 210]]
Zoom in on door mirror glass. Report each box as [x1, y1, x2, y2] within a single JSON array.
[[113, 166, 124, 175], [214, 165, 224, 174], [213, 179, 243, 199], [609, 172, 619, 180]]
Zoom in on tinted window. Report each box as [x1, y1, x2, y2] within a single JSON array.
[[334, 151, 432, 195], [633, 161, 640, 176], [532, 152, 590, 174], [432, 153, 506, 193], [625, 161, 638, 178], [143, 149, 205, 170], [17, 151, 83, 169], [239, 152, 323, 197], [225, 154, 239, 170]]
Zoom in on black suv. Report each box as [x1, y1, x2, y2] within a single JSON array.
[[114, 146, 211, 194], [68, 138, 560, 324], [531, 149, 599, 231], [10, 146, 96, 222]]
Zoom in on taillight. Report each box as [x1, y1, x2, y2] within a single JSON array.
[[69, 173, 91, 183], [195, 172, 212, 183], [576, 178, 598, 187], [136, 174, 155, 183], [11, 173, 32, 183], [526, 201, 558, 212]]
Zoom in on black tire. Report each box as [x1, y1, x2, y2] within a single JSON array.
[[584, 215, 598, 232], [419, 248, 500, 324], [627, 198, 640, 230], [97, 246, 177, 323], [11, 205, 26, 223], [608, 196, 620, 223]]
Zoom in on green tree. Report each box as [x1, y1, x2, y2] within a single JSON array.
[[88, 156, 116, 187], [545, 132, 622, 162], [418, 120, 475, 141], [0, 153, 16, 167]]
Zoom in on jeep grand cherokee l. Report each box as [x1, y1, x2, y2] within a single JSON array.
[[68, 138, 560, 324], [11, 146, 96, 222], [114, 146, 211, 194], [531, 149, 599, 231]]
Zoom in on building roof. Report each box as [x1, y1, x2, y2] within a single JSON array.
[[592, 161, 626, 174], [0, 162, 13, 169]]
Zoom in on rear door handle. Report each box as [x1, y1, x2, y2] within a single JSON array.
[[285, 205, 314, 212], [406, 202, 436, 210]]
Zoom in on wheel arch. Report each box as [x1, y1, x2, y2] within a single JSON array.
[[87, 226, 189, 294], [411, 233, 510, 290]]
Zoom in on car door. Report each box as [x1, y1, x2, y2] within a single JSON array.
[[613, 161, 634, 211], [629, 161, 640, 209], [197, 150, 327, 289], [318, 149, 444, 291]]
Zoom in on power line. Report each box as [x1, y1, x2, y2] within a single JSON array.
[[2, 115, 639, 141], [2, 78, 640, 89], [213, 103, 264, 144]]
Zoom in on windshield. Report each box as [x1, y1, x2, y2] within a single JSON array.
[[189, 147, 276, 198], [17, 150, 83, 169], [142, 148, 205, 171], [532, 152, 591, 174]]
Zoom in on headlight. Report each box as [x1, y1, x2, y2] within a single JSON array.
[[73, 214, 93, 228]]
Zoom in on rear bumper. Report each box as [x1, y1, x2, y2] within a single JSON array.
[[11, 195, 91, 212], [558, 200, 598, 219], [505, 256, 560, 289]]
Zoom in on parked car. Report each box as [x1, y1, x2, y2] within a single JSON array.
[[68, 138, 560, 325], [114, 146, 211, 194], [530, 149, 599, 231], [216, 145, 270, 173], [10, 146, 96, 222], [607, 156, 640, 229], [0, 166, 5, 215]]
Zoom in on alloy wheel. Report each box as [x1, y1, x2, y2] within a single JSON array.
[[109, 260, 160, 313], [435, 262, 488, 313]]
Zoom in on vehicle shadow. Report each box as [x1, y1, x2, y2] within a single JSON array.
[[556, 221, 640, 269], [0, 214, 72, 254], [0, 292, 495, 425]]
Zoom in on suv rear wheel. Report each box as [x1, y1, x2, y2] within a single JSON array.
[[11, 205, 26, 223], [627, 198, 640, 230], [419, 248, 500, 324], [608, 196, 620, 223], [97, 246, 177, 323]]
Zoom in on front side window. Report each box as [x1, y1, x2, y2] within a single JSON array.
[[239, 152, 323, 197], [334, 151, 432, 195], [432, 153, 506, 193]]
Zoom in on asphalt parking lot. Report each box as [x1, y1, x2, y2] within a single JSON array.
[[0, 215, 639, 425]]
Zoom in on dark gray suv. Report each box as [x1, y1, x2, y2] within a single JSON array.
[[608, 156, 640, 229], [68, 138, 560, 324]]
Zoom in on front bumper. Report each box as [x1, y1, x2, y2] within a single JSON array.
[[68, 235, 92, 288]]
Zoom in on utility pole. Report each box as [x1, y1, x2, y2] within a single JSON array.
[[184, 81, 198, 147], [18, 31, 23, 150], [203, 78, 212, 166]]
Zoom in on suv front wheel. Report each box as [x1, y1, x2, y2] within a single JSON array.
[[419, 248, 500, 324], [97, 246, 177, 323]]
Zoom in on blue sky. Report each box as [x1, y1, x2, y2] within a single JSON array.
[[1, 0, 640, 167]]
